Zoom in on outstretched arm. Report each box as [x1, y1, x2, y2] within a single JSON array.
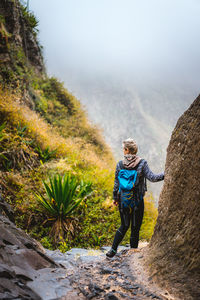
[[143, 161, 164, 182], [113, 162, 121, 201]]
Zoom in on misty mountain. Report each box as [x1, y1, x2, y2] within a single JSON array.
[[63, 76, 196, 200]]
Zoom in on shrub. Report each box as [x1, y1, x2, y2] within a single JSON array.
[[21, 5, 39, 32], [35, 173, 92, 244], [35, 145, 57, 163], [16, 122, 27, 137]]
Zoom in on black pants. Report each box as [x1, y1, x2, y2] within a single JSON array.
[[112, 200, 144, 250]]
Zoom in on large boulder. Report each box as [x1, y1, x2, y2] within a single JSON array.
[[147, 95, 200, 299]]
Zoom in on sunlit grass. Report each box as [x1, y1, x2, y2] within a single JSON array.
[[0, 87, 115, 172]]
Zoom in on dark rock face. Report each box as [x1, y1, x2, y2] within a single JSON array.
[[0, 0, 44, 73], [0, 211, 81, 299], [148, 95, 200, 299]]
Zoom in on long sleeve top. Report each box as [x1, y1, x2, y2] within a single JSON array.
[[113, 159, 164, 200]]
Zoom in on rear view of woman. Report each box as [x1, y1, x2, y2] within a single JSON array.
[[106, 138, 164, 258]]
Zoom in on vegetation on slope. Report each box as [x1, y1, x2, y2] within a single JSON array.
[[0, 0, 158, 251], [0, 86, 157, 251]]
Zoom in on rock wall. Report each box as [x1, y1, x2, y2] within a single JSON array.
[[0, 0, 44, 73], [148, 95, 200, 299]]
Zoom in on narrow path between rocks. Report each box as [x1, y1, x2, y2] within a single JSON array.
[[47, 243, 178, 300]]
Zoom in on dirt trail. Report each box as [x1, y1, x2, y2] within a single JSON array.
[[63, 243, 178, 300]]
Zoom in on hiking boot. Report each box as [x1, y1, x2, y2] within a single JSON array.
[[106, 249, 116, 258]]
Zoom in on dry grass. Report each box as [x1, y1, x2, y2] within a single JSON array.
[[0, 87, 115, 173]]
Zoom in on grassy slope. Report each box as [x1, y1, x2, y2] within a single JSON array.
[[0, 84, 157, 251], [0, 2, 157, 251]]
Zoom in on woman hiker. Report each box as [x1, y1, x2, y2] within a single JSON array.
[[106, 138, 164, 258]]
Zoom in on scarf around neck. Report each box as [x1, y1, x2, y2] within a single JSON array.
[[123, 154, 141, 169]]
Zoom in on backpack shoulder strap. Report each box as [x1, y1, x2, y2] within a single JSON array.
[[136, 159, 146, 175], [118, 160, 124, 170]]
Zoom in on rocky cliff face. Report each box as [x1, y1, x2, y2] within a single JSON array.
[[147, 95, 200, 299], [0, 0, 43, 73], [0, 0, 45, 109]]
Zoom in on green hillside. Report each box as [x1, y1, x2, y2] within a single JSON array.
[[0, 0, 157, 251]]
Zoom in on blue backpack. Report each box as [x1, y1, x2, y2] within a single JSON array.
[[118, 159, 145, 209]]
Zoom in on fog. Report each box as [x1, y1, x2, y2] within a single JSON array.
[[29, 0, 200, 90]]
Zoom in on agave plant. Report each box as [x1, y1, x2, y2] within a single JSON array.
[[36, 173, 92, 244]]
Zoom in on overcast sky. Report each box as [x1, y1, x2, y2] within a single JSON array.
[[28, 0, 200, 92]]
